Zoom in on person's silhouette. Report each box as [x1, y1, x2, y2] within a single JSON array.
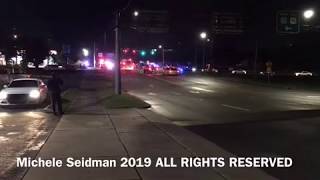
[[47, 73, 63, 115]]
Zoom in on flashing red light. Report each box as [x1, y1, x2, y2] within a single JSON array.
[[132, 50, 137, 54]]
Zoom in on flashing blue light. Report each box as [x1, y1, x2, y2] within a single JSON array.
[[178, 67, 184, 73]]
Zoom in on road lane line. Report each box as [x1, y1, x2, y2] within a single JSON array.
[[147, 92, 157, 96], [307, 96, 320, 98], [189, 90, 200, 94], [191, 86, 214, 93], [222, 104, 251, 112]]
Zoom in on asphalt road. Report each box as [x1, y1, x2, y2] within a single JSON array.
[[0, 109, 59, 180], [123, 73, 320, 180]]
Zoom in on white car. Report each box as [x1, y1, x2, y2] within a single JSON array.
[[232, 69, 247, 75], [212, 68, 219, 73], [295, 71, 313, 77], [0, 78, 48, 106]]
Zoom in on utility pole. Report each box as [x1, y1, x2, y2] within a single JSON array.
[[202, 42, 206, 68], [162, 48, 165, 66], [113, 0, 133, 95], [194, 47, 197, 68], [114, 11, 121, 95], [93, 41, 96, 68], [254, 40, 258, 75], [104, 31, 107, 50]]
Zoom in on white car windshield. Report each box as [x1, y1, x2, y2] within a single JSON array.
[[9, 80, 38, 88]]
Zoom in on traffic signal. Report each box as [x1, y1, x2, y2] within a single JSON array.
[[150, 49, 156, 55], [140, 50, 146, 57]]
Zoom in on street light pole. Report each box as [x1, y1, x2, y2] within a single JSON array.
[[93, 41, 96, 68], [162, 49, 165, 66], [202, 42, 206, 68], [254, 40, 258, 75], [114, 11, 121, 95], [199, 32, 208, 69], [158, 45, 165, 66]]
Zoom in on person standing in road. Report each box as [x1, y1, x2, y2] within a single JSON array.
[[47, 73, 64, 115]]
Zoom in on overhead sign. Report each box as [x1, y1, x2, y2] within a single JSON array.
[[211, 12, 245, 35], [277, 11, 300, 34], [133, 10, 169, 34]]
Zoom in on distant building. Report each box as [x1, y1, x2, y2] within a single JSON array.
[[211, 12, 245, 35]]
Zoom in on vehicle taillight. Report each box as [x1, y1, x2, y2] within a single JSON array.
[[39, 84, 46, 92]]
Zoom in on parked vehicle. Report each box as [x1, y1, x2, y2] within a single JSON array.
[[0, 78, 48, 106]]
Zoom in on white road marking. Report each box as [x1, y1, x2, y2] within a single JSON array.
[[147, 92, 157, 96], [191, 86, 214, 93], [189, 90, 201, 94], [222, 104, 251, 112], [307, 96, 320, 98]]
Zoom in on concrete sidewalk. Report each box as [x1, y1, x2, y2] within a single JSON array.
[[22, 74, 276, 180]]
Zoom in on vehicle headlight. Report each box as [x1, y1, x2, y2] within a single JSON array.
[[0, 91, 7, 99], [29, 90, 40, 98]]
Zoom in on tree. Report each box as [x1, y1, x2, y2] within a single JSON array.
[[4, 46, 17, 65], [25, 38, 49, 68]]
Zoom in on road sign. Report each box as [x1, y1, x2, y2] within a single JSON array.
[[277, 11, 300, 34], [133, 10, 169, 34]]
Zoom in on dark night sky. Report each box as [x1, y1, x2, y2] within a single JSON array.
[[1, 0, 319, 68], [1, 0, 318, 42]]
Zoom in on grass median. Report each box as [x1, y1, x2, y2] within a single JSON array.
[[104, 93, 151, 109], [61, 88, 80, 111]]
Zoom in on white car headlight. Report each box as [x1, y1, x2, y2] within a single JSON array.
[[0, 91, 7, 99], [29, 90, 40, 98]]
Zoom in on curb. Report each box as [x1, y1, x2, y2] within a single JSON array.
[[136, 109, 278, 180]]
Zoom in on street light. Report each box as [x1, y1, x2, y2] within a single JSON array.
[[13, 34, 18, 40], [158, 45, 162, 49], [82, 48, 89, 57], [133, 10, 139, 17], [303, 9, 315, 19], [200, 32, 207, 40]]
